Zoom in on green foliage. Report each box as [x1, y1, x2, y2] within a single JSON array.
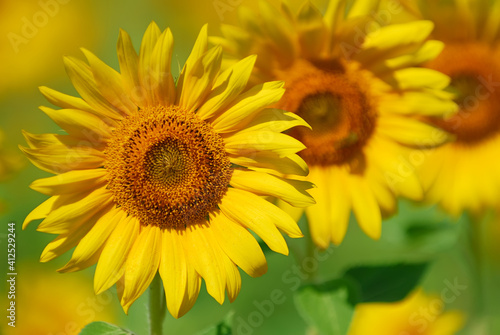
[[344, 262, 429, 303], [79, 321, 135, 335], [197, 311, 234, 335], [294, 279, 356, 335]]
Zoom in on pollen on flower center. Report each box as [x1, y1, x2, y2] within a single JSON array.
[[105, 105, 232, 229], [279, 59, 377, 167], [426, 42, 500, 144]]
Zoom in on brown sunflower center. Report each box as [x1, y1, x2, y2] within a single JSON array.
[[426, 42, 500, 144], [278, 59, 377, 168], [105, 105, 232, 229]]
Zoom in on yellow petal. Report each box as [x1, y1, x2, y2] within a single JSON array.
[[234, 109, 310, 134], [224, 131, 305, 158], [230, 169, 315, 207], [19, 145, 105, 175], [381, 40, 445, 71], [121, 225, 162, 313], [39, 86, 94, 114], [347, 0, 380, 18], [94, 214, 140, 295], [117, 28, 142, 106], [30, 169, 107, 196], [210, 211, 267, 277], [37, 188, 113, 234], [221, 254, 241, 303], [387, 68, 450, 90], [220, 188, 301, 255], [347, 174, 382, 240], [305, 167, 333, 249], [139, 21, 162, 106], [377, 115, 450, 147], [39, 106, 112, 143], [212, 81, 285, 133], [181, 223, 227, 305], [23, 196, 58, 229], [63, 56, 123, 120], [297, 1, 327, 58], [178, 46, 222, 112], [229, 152, 309, 177], [197, 55, 257, 120], [58, 206, 120, 273], [258, 0, 296, 63], [150, 28, 176, 106], [380, 91, 458, 116], [358, 21, 434, 64], [328, 167, 351, 245], [40, 223, 92, 262], [159, 230, 201, 319], [82, 48, 136, 116]]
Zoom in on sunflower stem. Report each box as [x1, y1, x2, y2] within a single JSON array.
[[149, 273, 166, 335]]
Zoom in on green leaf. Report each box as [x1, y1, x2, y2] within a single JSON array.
[[294, 279, 355, 335], [197, 311, 234, 335], [344, 262, 429, 303], [79, 321, 135, 335]]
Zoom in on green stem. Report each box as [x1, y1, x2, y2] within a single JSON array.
[[149, 273, 166, 335]]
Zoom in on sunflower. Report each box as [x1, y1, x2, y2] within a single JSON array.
[[348, 289, 464, 335], [211, 0, 456, 247], [403, 0, 500, 216], [21, 22, 314, 318]]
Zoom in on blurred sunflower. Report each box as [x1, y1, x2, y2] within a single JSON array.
[[22, 23, 314, 318], [211, 0, 456, 247], [2, 266, 117, 335], [348, 289, 464, 335], [0, 0, 97, 93], [405, 0, 500, 216]]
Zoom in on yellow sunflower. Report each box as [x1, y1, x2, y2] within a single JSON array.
[[21, 22, 314, 318], [404, 0, 500, 216], [211, 0, 456, 247], [348, 289, 464, 335]]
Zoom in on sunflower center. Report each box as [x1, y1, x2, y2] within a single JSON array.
[[105, 105, 232, 229], [278, 59, 377, 167], [426, 42, 500, 144]]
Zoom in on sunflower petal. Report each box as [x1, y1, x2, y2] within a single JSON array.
[[122, 225, 162, 313], [224, 131, 305, 158], [229, 152, 309, 177], [39, 86, 95, 113], [30, 169, 107, 196], [159, 230, 201, 319], [210, 211, 267, 277], [181, 224, 226, 305], [197, 55, 257, 120], [230, 169, 315, 207], [94, 215, 140, 295]]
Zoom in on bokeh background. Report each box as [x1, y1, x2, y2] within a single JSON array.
[[0, 0, 498, 334]]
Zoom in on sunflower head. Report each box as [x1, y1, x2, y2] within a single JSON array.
[[21, 22, 314, 318], [212, 0, 457, 247]]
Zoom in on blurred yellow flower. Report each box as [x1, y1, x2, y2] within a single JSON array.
[[0, 129, 24, 183], [21, 23, 313, 318], [407, 0, 500, 216], [348, 289, 464, 335], [212, 0, 456, 247], [0, 0, 97, 93], [2, 266, 116, 335]]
